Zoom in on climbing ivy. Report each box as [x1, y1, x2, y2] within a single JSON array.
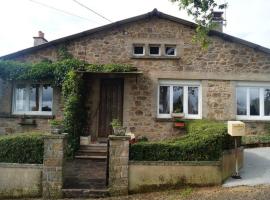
[[0, 54, 136, 156]]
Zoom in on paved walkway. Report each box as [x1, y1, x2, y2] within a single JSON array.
[[223, 147, 270, 187]]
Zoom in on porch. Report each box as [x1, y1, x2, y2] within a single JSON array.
[[80, 71, 141, 143]]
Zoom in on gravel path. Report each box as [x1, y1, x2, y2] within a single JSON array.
[[223, 147, 270, 187], [88, 186, 270, 200], [25, 186, 270, 200]]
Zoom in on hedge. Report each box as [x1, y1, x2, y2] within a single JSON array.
[[0, 133, 45, 164], [130, 120, 235, 161]]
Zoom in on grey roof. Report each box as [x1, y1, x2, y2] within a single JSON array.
[[1, 8, 270, 60]]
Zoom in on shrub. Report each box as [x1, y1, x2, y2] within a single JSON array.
[[242, 134, 270, 145], [0, 133, 45, 164], [130, 120, 235, 161]]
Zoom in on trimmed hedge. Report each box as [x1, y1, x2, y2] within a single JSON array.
[[0, 133, 44, 164], [130, 120, 235, 161]]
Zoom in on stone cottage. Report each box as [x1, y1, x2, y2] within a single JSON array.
[[0, 9, 270, 141]]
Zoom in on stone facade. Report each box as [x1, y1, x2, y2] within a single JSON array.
[[0, 13, 270, 139], [108, 135, 130, 196], [42, 134, 67, 199]]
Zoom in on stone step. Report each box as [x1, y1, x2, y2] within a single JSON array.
[[74, 155, 107, 160], [76, 150, 107, 157], [62, 188, 109, 198], [78, 148, 107, 153], [80, 144, 107, 151]]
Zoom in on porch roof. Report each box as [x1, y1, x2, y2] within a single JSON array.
[[76, 71, 143, 78]]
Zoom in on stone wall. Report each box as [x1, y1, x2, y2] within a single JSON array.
[[0, 163, 43, 198], [1, 16, 270, 139], [128, 147, 244, 193], [108, 135, 130, 196], [43, 134, 67, 199]]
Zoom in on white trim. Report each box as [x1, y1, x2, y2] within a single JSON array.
[[12, 83, 53, 116], [149, 45, 161, 56], [236, 84, 270, 121], [133, 44, 145, 56], [165, 45, 177, 56], [157, 80, 202, 119]]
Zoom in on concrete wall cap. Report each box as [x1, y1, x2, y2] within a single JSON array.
[[43, 133, 67, 139], [129, 160, 221, 166], [109, 135, 131, 140], [0, 163, 43, 169]]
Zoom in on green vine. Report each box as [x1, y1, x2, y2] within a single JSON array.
[[0, 51, 136, 157]]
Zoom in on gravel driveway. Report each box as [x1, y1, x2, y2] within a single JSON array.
[[223, 147, 270, 187]]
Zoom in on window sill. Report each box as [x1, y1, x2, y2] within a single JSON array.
[[155, 117, 200, 122], [0, 114, 54, 119], [130, 55, 180, 60], [237, 119, 270, 123]]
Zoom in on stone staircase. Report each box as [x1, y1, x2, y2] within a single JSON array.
[[75, 143, 107, 160], [63, 143, 109, 198]]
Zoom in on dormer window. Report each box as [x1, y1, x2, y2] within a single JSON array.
[[165, 45, 176, 56], [133, 45, 144, 56], [149, 45, 160, 56]]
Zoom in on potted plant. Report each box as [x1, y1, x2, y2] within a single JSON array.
[[174, 118, 185, 128], [171, 108, 184, 118], [111, 119, 127, 136], [49, 119, 63, 134]]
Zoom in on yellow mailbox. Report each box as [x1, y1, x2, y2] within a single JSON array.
[[228, 121, 245, 136]]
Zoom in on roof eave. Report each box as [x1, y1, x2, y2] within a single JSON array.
[[1, 9, 270, 59]]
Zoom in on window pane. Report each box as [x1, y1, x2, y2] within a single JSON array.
[[165, 46, 176, 56], [159, 86, 170, 114], [133, 46, 144, 55], [250, 88, 260, 116], [264, 89, 270, 116], [173, 86, 183, 113], [149, 46, 159, 55], [236, 87, 247, 115], [188, 87, 198, 114], [42, 85, 52, 111], [15, 84, 28, 112], [30, 84, 39, 111]]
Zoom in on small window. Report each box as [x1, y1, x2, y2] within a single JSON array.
[[13, 83, 53, 115], [133, 45, 144, 55], [165, 45, 176, 56], [149, 45, 160, 56]]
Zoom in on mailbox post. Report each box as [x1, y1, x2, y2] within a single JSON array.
[[227, 121, 245, 179]]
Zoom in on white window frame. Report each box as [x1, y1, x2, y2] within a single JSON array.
[[157, 80, 202, 119], [12, 83, 53, 116], [165, 45, 177, 56], [236, 82, 270, 121], [133, 44, 145, 56], [149, 45, 161, 56]]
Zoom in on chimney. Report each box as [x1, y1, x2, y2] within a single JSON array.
[[212, 11, 224, 32], [33, 31, 48, 46]]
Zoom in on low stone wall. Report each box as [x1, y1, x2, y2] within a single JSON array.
[[0, 163, 43, 198], [128, 147, 243, 193], [221, 147, 244, 181]]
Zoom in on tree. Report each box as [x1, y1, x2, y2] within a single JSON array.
[[171, 0, 227, 48]]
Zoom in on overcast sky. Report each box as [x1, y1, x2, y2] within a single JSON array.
[[0, 0, 270, 56]]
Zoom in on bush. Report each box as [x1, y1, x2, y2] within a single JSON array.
[[130, 120, 235, 161], [0, 133, 45, 164], [242, 134, 270, 145]]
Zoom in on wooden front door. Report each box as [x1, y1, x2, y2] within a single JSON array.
[[98, 78, 124, 138]]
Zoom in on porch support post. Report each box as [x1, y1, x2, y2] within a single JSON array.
[[42, 134, 67, 199], [108, 135, 130, 196]]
